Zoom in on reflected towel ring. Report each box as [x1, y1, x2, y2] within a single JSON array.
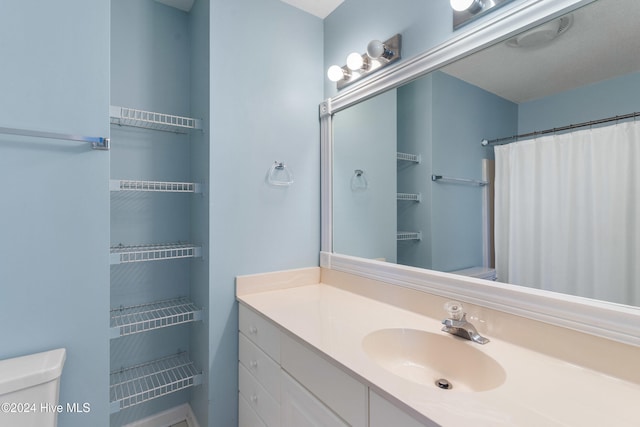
[[351, 169, 368, 191], [266, 161, 294, 186]]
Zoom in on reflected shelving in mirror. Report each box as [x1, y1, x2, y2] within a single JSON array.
[[110, 179, 203, 193], [396, 152, 421, 163], [397, 192, 421, 202], [397, 231, 422, 241]]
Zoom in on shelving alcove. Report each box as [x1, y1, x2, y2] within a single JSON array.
[[396, 151, 422, 241], [108, 105, 204, 415]]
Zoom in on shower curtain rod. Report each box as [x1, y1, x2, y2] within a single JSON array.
[[481, 111, 640, 146]]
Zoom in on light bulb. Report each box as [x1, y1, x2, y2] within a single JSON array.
[[366, 40, 385, 59], [450, 0, 482, 13], [327, 65, 345, 82], [346, 52, 364, 71]]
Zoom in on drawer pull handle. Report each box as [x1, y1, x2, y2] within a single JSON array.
[[249, 326, 258, 335], [250, 360, 258, 369]]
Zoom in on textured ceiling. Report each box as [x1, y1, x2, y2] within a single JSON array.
[[441, 0, 640, 103]]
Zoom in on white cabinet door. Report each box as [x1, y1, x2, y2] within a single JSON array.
[[239, 393, 267, 427], [281, 371, 348, 427], [280, 333, 367, 426], [239, 363, 280, 427]]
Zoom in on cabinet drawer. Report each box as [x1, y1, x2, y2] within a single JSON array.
[[239, 304, 281, 362], [281, 333, 367, 427], [239, 332, 280, 401], [239, 363, 280, 427], [239, 392, 267, 427]]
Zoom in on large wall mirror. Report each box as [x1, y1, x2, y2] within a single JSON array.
[[322, 0, 640, 344]]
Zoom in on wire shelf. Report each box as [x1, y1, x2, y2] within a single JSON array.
[[110, 106, 202, 133], [110, 298, 202, 339], [397, 152, 421, 163], [397, 231, 422, 241], [397, 192, 421, 202], [110, 179, 202, 193], [110, 352, 202, 413], [110, 243, 202, 265]]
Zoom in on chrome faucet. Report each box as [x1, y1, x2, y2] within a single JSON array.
[[441, 302, 489, 344]]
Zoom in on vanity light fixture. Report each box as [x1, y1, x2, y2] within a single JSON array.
[[327, 65, 350, 82], [327, 34, 401, 90], [450, 0, 483, 13], [451, 0, 516, 30], [346, 52, 367, 71]]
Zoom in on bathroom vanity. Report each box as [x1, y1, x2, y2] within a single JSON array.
[[236, 267, 640, 427]]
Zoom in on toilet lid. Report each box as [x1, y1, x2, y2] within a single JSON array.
[[0, 348, 66, 396]]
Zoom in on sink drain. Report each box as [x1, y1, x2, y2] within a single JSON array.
[[435, 379, 452, 390]]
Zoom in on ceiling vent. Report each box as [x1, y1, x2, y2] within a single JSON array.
[[506, 15, 573, 48]]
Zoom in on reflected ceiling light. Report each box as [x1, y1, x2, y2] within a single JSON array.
[[452, 0, 516, 30], [506, 15, 573, 48], [450, 0, 483, 13], [327, 34, 402, 90]]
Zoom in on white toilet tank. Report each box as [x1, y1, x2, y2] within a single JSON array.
[[0, 348, 66, 427]]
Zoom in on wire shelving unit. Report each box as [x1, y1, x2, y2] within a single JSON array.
[[110, 243, 202, 265], [110, 298, 202, 339], [109, 352, 202, 413], [110, 106, 203, 133], [397, 192, 421, 202], [110, 179, 202, 193], [396, 152, 421, 163], [397, 231, 422, 241]]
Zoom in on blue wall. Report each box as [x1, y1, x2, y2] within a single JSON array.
[[395, 72, 517, 271], [519, 71, 640, 133], [209, 0, 323, 425], [333, 90, 398, 262], [431, 71, 517, 272], [0, 1, 110, 426]]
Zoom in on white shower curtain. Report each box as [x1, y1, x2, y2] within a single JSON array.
[[494, 120, 640, 306]]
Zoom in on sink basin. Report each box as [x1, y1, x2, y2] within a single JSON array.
[[362, 328, 506, 392]]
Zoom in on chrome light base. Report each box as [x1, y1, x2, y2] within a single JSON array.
[[453, 0, 517, 30], [335, 34, 402, 90]]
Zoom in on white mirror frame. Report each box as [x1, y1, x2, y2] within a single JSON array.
[[320, 0, 640, 346]]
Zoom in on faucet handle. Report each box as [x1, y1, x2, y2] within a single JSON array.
[[444, 301, 465, 320]]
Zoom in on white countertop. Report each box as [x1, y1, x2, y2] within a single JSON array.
[[237, 276, 640, 427]]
